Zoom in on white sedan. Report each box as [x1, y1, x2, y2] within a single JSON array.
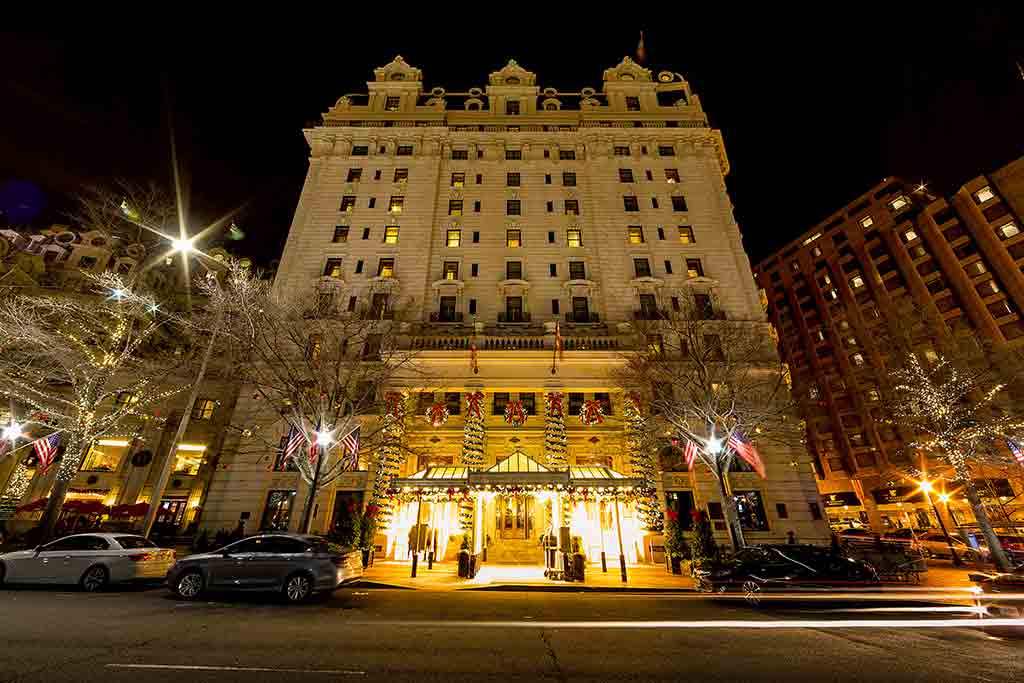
[[0, 533, 176, 591]]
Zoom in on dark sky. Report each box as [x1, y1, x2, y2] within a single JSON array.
[[2, 8, 1023, 266]]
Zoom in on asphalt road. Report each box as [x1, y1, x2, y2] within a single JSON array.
[[0, 585, 1021, 682]]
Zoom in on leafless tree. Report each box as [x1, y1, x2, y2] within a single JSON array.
[[0, 272, 193, 540], [615, 291, 800, 549], [197, 263, 425, 533]]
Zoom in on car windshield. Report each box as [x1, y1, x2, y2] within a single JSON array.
[[311, 540, 346, 555], [116, 536, 158, 550]]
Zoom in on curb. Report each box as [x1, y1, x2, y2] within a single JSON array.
[[464, 584, 696, 593]]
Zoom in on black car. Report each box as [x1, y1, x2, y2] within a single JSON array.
[[695, 544, 879, 604]]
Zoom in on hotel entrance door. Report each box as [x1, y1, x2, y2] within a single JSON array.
[[497, 495, 532, 540]]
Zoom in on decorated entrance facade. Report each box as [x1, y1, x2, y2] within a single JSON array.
[[385, 450, 651, 567]]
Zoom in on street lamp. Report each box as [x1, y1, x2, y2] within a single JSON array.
[[918, 478, 963, 567], [2, 421, 24, 442], [170, 236, 196, 254], [315, 430, 333, 447]]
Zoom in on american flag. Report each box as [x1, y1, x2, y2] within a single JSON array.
[[34, 433, 60, 473], [282, 424, 305, 465], [340, 425, 361, 471], [1008, 439, 1024, 468], [684, 439, 699, 470], [727, 432, 766, 479]]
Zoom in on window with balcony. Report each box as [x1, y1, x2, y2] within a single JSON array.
[[506, 229, 522, 248], [323, 258, 344, 278], [506, 261, 523, 280], [678, 226, 695, 244], [685, 258, 704, 278], [377, 258, 395, 278], [443, 261, 459, 280], [393, 168, 408, 182], [504, 296, 525, 322], [665, 169, 680, 184], [571, 296, 590, 322], [438, 296, 458, 322], [619, 168, 634, 183], [451, 172, 465, 187], [567, 229, 582, 247], [507, 200, 521, 216], [569, 261, 586, 280], [564, 200, 580, 215], [383, 226, 399, 244], [332, 226, 349, 243], [340, 196, 356, 212], [388, 196, 404, 213], [507, 172, 520, 187], [623, 196, 639, 212], [628, 226, 645, 244], [634, 258, 652, 278]]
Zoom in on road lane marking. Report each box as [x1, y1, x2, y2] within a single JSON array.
[[106, 664, 365, 675], [331, 618, 1024, 630]]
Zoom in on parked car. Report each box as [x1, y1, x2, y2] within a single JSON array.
[[916, 532, 983, 561], [166, 533, 362, 603], [969, 563, 1024, 621], [695, 545, 879, 604], [0, 533, 175, 591]]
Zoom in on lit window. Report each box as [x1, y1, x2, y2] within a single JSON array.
[[451, 173, 465, 188], [567, 229, 582, 248], [323, 258, 344, 278], [340, 196, 356, 212], [827, 289, 838, 300], [860, 215, 874, 229], [173, 445, 205, 476], [446, 229, 461, 247], [191, 398, 216, 420], [377, 258, 395, 278], [388, 196, 404, 213], [384, 226, 400, 244], [448, 200, 463, 216], [791, 261, 800, 271], [811, 246, 822, 258], [628, 226, 644, 244], [443, 261, 459, 280], [851, 353, 865, 367], [506, 230, 521, 248], [814, 329, 825, 342], [647, 334, 663, 355], [385, 96, 401, 111], [346, 168, 362, 182], [846, 336, 858, 347], [867, 389, 880, 402], [888, 195, 909, 212], [685, 258, 704, 278], [801, 232, 822, 247], [998, 221, 1020, 239], [965, 261, 987, 277], [393, 168, 408, 182], [564, 200, 580, 215], [82, 440, 130, 472], [332, 226, 349, 243], [903, 229, 918, 242], [924, 349, 939, 364], [974, 186, 995, 204], [850, 274, 865, 289], [665, 169, 680, 184]]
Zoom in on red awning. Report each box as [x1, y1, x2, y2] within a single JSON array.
[[110, 502, 150, 518], [62, 499, 109, 515], [15, 498, 49, 513]]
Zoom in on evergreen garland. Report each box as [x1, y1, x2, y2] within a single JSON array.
[[459, 391, 486, 531], [543, 392, 568, 469], [369, 392, 408, 532], [624, 392, 663, 531]]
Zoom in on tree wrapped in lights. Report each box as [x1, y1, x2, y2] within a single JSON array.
[[543, 392, 568, 469], [623, 393, 662, 532], [0, 271, 191, 540], [369, 392, 411, 534], [617, 291, 799, 547], [458, 391, 486, 531], [197, 264, 422, 534], [889, 351, 1024, 571]]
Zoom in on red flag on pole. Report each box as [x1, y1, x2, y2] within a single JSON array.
[[684, 439, 699, 470]]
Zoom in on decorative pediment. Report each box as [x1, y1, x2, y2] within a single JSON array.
[[488, 60, 537, 87], [487, 449, 550, 473], [373, 55, 422, 83], [603, 56, 652, 83]]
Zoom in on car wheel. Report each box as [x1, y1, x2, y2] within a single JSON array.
[[283, 572, 313, 603], [80, 565, 109, 592], [742, 580, 762, 607], [174, 570, 204, 600]]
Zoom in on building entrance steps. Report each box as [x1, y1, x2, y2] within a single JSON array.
[[488, 539, 544, 565]]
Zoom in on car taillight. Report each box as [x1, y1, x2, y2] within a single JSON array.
[[128, 553, 156, 562]]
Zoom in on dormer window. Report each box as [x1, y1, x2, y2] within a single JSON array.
[[505, 76, 520, 85], [506, 100, 520, 115], [625, 96, 640, 111], [390, 73, 405, 81], [385, 96, 401, 111]]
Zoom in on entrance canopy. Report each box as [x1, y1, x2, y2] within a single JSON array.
[[389, 450, 645, 495]]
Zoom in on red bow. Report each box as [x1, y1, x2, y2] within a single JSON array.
[[545, 392, 564, 417], [466, 391, 485, 419]]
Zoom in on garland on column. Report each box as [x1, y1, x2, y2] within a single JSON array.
[[370, 392, 408, 532], [0, 459, 35, 513], [624, 392, 663, 532], [459, 391, 486, 531], [543, 392, 568, 469]]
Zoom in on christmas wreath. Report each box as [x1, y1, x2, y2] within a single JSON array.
[[504, 400, 527, 427], [579, 399, 605, 426], [425, 402, 450, 427]]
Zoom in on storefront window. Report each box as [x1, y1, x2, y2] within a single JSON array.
[[261, 490, 296, 531], [733, 490, 769, 531], [80, 439, 130, 472]]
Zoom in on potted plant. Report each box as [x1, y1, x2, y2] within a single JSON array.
[[688, 510, 721, 575], [663, 509, 690, 574]]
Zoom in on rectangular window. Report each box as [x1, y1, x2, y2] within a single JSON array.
[[340, 196, 356, 212], [657, 227, 665, 240], [593, 392, 612, 414], [658, 145, 676, 157], [351, 146, 368, 156], [507, 172, 521, 187], [686, 258, 704, 278], [572, 296, 589, 321], [671, 196, 688, 212], [664, 259, 673, 274], [451, 149, 469, 160], [974, 186, 995, 203], [505, 149, 522, 160], [614, 146, 630, 156], [860, 215, 874, 229], [443, 261, 459, 280], [545, 174, 552, 184], [332, 226, 349, 243], [639, 294, 657, 318], [473, 201, 481, 213], [472, 231, 480, 243], [505, 296, 524, 321], [559, 150, 576, 160], [191, 398, 216, 421], [665, 169, 680, 184], [562, 172, 577, 187], [507, 200, 521, 215], [260, 490, 296, 529], [368, 197, 376, 209], [506, 261, 523, 280], [568, 392, 584, 416], [445, 392, 461, 416], [888, 195, 909, 212], [383, 226, 399, 244], [694, 293, 713, 319], [567, 229, 582, 247], [468, 298, 477, 314], [775, 503, 789, 519], [471, 263, 479, 277], [625, 96, 641, 111], [396, 145, 413, 156], [451, 172, 465, 187], [520, 393, 536, 415], [388, 196, 404, 213], [323, 258, 344, 278], [346, 168, 362, 182], [634, 258, 652, 278], [446, 229, 461, 247], [393, 168, 408, 182], [506, 230, 522, 248], [549, 264, 557, 277], [619, 168, 634, 183], [448, 200, 463, 216], [493, 392, 509, 415], [551, 299, 560, 315], [548, 231, 556, 244], [564, 200, 580, 216], [361, 227, 371, 240], [362, 333, 382, 359], [652, 197, 659, 209], [678, 226, 695, 244], [476, 173, 483, 184], [546, 201, 554, 213], [384, 96, 401, 111], [998, 221, 1020, 239], [505, 100, 520, 115], [347, 296, 357, 311], [628, 226, 644, 244], [377, 258, 395, 278], [569, 261, 585, 280], [623, 196, 639, 212]]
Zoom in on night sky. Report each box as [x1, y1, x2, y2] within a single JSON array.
[[2, 8, 1022, 267]]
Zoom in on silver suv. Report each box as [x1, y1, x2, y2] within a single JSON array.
[[166, 534, 362, 603]]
